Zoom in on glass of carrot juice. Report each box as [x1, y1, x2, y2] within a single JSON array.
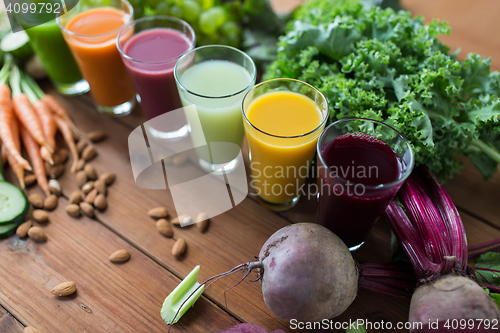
[[57, 0, 136, 116], [242, 79, 329, 211]]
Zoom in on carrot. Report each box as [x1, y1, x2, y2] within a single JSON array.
[[42, 94, 83, 137], [5, 117, 26, 188], [12, 93, 53, 154], [0, 137, 6, 166], [10, 66, 53, 154], [33, 99, 56, 164], [0, 83, 32, 171], [20, 124, 50, 195], [53, 115, 79, 172]]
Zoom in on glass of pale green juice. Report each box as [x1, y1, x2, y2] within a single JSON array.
[[19, 2, 89, 95], [174, 45, 256, 174]]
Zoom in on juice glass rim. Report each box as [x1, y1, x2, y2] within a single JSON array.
[[241, 78, 329, 139], [317, 117, 415, 190], [116, 15, 196, 65], [174, 44, 257, 100], [56, 0, 134, 39]]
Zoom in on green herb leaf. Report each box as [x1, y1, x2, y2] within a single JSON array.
[[475, 252, 500, 287]]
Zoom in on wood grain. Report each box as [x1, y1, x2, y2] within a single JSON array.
[[402, 0, 500, 71], [0, 306, 24, 333], [0, 185, 239, 333]]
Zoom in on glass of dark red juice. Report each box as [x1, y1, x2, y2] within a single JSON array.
[[117, 16, 195, 139], [316, 118, 414, 251]]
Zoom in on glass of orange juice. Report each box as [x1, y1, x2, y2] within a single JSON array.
[[57, 0, 136, 116], [242, 79, 328, 211]]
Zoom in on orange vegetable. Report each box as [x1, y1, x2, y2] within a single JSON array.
[[5, 117, 25, 188], [0, 83, 31, 171], [20, 124, 50, 195], [12, 93, 53, 154], [33, 99, 56, 164], [53, 115, 78, 172], [42, 94, 82, 137], [1, 141, 6, 165]]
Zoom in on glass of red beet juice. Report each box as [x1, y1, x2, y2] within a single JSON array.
[[117, 16, 195, 140], [316, 118, 414, 251]]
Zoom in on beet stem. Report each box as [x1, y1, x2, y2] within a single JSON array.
[[469, 238, 500, 252]]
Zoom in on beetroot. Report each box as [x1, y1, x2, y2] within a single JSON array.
[[409, 275, 500, 332], [257, 223, 358, 322], [217, 323, 286, 333], [385, 166, 500, 332]]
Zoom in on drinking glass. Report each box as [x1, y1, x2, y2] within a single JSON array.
[[57, 0, 136, 115], [117, 16, 195, 139], [316, 118, 415, 251], [17, 0, 89, 95], [174, 45, 256, 174], [242, 78, 328, 211]]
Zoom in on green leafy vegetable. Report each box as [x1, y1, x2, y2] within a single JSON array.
[[264, 0, 500, 181], [346, 323, 368, 333], [482, 287, 500, 311], [475, 252, 500, 287]]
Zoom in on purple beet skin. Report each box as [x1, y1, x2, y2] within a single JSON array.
[[218, 324, 286, 333]]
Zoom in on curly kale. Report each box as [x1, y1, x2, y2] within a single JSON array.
[[264, 0, 500, 181]]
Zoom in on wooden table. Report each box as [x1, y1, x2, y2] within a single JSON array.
[[1, 1, 500, 332]]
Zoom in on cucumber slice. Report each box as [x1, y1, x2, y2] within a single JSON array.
[[0, 182, 29, 225], [0, 31, 33, 59], [0, 221, 21, 238]]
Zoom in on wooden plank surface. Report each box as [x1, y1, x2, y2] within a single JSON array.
[[402, 0, 500, 70], [1, 1, 500, 333], [0, 185, 239, 333], [0, 306, 24, 333]]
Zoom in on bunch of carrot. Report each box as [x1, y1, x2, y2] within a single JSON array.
[[0, 58, 80, 196]]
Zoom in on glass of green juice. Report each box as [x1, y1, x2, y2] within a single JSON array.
[[174, 45, 256, 174], [19, 3, 89, 95]]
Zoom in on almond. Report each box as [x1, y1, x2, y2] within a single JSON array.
[[173, 154, 188, 165], [51, 152, 61, 165], [24, 327, 44, 333], [87, 130, 106, 143], [25, 174, 37, 187], [82, 181, 94, 195], [49, 179, 61, 196], [57, 148, 69, 163], [172, 238, 186, 258], [94, 194, 107, 211], [85, 189, 98, 205], [65, 204, 81, 217], [28, 193, 43, 208], [80, 202, 94, 217], [16, 220, 32, 237], [82, 145, 96, 161], [76, 140, 87, 154], [156, 219, 173, 238], [48, 164, 65, 179], [76, 158, 86, 171], [171, 214, 192, 226], [51, 281, 76, 297], [196, 213, 210, 232], [69, 191, 83, 205], [109, 249, 130, 263], [28, 226, 47, 242], [76, 170, 87, 188], [33, 209, 48, 223], [84, 164, 97, 180], [44, 194, 58, 211], [148, 207, 168, 219], [99, 172, 116, 186], [93, 179, 107, 195]]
